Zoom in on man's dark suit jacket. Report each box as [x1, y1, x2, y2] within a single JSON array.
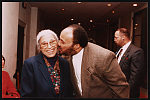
[[20, 53, 73, 97], [119, 43, 145, 98]]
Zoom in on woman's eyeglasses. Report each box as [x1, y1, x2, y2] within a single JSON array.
[[40, 40, 57, 48]]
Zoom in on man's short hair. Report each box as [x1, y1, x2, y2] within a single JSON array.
[[117, 28, 130, 39], [68, 24, 88, 48]]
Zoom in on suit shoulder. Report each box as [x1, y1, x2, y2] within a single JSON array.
[[24, 55, 40, 64], [25, 56, 36, 62], [88, 42, 115, 56], [130, 44, 144, 53]]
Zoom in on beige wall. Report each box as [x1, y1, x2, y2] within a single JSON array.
[[29, 7, 38, 57], [2, 2, 38, 87], [2, 2, 19, 86], [19, 2, 31, 60], [19, 3, 38, 59]]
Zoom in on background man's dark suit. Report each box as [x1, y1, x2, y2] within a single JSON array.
[[119, 44, 145, 98], [20, 53, 73, 97]]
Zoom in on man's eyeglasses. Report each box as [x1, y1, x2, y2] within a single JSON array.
[[40, 40, 57, 48]]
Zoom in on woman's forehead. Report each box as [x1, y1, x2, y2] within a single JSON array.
[[40, 34, 56, 41]]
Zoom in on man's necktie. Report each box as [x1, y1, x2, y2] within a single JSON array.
[[116, 49, 123, 59]]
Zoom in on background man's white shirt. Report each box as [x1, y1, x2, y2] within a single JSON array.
[[116, 41, 131, 63]]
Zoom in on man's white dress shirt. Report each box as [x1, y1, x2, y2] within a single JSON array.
[[72, 48, 84, 95]]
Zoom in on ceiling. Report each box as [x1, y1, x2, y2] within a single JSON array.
[[29, 2, 147, 27]]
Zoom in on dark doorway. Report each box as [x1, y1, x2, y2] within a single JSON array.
[[14, 25, 24, 92], [133, 8, 147, 89]]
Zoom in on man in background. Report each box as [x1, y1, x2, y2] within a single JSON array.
[[114, 28, 145, 98]]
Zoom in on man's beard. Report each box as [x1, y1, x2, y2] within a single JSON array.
[[59, 45, 77, 56]]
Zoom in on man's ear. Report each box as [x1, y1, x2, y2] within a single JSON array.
[[73, 44, 80, 50], [122, 35, 126, 40]]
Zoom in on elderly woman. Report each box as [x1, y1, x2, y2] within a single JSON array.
[[2, 55, 20, 98], [20, 29, 73, 97]]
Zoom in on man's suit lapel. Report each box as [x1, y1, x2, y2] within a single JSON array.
[[68, 56, 81, 97], [36, 53, 56, 94], [81, 43, 93, 96]]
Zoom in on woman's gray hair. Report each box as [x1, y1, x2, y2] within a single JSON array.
[[36, 29, 58, 50]]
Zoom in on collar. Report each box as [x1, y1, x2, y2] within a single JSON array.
[[117, 41, 131, 63], [121, 41, 131, 51], [72, 48, 84, 59], [42, 52, 58, 68]]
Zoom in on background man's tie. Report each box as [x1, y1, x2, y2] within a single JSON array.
[[116, 49, 123, 59]]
